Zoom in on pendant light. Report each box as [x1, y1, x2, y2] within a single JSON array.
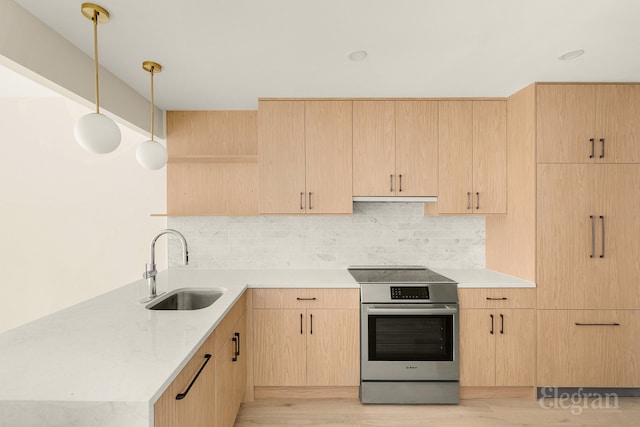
[[136, 61, 168, 170], [74, 3, 121, 154]]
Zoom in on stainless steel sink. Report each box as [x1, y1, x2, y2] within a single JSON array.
[[145, 288, 224, 310]]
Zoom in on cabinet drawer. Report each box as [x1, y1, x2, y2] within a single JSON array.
[[214, 292, 247, 355], [459, 288, 536, 309], [537, 310, 640, 387], [252, 288, 359, 309]]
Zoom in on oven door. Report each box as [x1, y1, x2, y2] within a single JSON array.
[[361, 303, 459, 381]]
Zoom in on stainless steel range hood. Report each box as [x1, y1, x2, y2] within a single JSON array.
[[352, 196, 438, 203]]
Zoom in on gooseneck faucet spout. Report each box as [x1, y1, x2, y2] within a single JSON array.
[[141, 229, 189, 303]]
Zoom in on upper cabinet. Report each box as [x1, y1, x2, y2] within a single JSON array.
[[259, 100, 353, 214], [166, 111, 258, 216], [438, 100, 507, 214], [537, 84, 640, 163], [353, 101, 438, 197]]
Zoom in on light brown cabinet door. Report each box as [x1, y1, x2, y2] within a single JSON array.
[[459, 309, 496, 386], [438, 101, 473, 214], [596, 85, 640, 162], [472, 101, 507, 214], [253, 309, 306, 386], [258, 100, 306, 214], [353, 101, 396, 196], [305, 100, 353, 213], [306, 309, 360, 386], [233, 314, 247, 410], [155, 338, 215, 427], [538, 164, 640, 309], [537, 310, 640, 387], [536, 85, 596, 163], [495, 309, 535, 386], [395, 101, 438, 196], [215, 332, 239, 427]]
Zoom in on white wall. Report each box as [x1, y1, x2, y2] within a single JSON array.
[[168, 203, 485, 269], [0, 95, 167, 333]]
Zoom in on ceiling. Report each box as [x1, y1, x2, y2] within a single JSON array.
[[13, 0, 640, 111]]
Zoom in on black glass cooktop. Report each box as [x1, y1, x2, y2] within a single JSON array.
[[348, 265, 457, 284]]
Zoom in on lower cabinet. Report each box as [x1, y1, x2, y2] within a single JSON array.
[[215, 313, 246, 427], [537, 310, 640, 387], [252, 289, 360, 388]]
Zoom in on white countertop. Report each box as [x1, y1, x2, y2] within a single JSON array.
[[0, 267, 532, 426]]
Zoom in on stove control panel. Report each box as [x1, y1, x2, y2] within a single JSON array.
[[390, 286, 430, 300]]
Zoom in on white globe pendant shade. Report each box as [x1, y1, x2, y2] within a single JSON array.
[[136, 140, 168, 170], [74, 113, 121, 154]]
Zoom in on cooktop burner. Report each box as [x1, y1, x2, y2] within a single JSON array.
[[348, 265, 457, 284]]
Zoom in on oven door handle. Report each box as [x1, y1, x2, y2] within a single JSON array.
[[367, 307, 458, 315]]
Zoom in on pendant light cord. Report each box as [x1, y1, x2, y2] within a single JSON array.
[[93, 10, 100, 114], [150, 66, 155, 141]]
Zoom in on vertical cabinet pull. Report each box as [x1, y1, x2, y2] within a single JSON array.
[[235, 332, 241, 356], [489, 314, 494, 335], [300, 313, 303, 334], [398, 174, 403, 192], [310, 314, 313, 335], [476, 192, 480, 210], [308, 192, 312, 210], [467, 192, 472, 210], [599, 215, 605, 258], [589, 138, 595, 159], [500, 314, 504, 334], [300, 192, 304, 210], [232, 337, 238, 362], [390, 174, 394, 193], [589, 215, 595, 258], [175, 354, 212, 400], [599, 138, 605, 158]]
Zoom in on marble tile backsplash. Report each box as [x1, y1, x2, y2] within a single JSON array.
[[168, 203, 485, 269]]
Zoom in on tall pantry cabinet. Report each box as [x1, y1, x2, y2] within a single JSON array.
[[533, 84, 640, 387]]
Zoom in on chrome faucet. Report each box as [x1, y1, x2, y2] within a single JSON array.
[[141, 229, 189, 303]]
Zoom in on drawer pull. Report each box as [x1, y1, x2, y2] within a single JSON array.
[[235, 332, 241, 357], [296, 297, 317, 301], [575, 322, 620, 326], [232, 336, 238, 362], [486, 297, 508, 301], [176, 354, 212, 400], [300, 313, 303, 334], [500, 314, 504, 334], [490, 314, 494, 335], [310, 314, 313, 335]]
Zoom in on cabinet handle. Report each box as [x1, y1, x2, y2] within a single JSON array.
[[467, 192, 472, 210], [599, 138, 605, 158], [390, 174, 394, 193], [575, 322, 620, 326], [308, 192, 312, 210], [599, 215, 605, 258], [589, 138, 595, 159], [500, 314, 504, 334], [235, 332, 241, 357], [232, 337, 238, 362], [490, 314, 494, 335], [296, 297, 317, 301], [310, 314, 313, 335], [589, 215, 595, 258], [399, 174, 403, 192], [300, 192, 304, 211], [486, 297, 508, 301], [476, 192, 480, 210], [300, 313, 303, 334], [175, 354, 212, 400]]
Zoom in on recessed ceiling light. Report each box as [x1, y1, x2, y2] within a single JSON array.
[[348, 50, 368, 62], [558, 49, 585, 61]]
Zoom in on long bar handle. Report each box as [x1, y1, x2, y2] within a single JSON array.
[[589, 138, 595, 159], [367, 307, 458, 315], [300, 313, 303, 334], [599, 138, 605, 158], [300, 192, 304, 211], [589, 215, 595, 258], [490, 314, 494, 335], [599, 215, 605, 258], [575, 322, 620, 326], [500, 314, 504, 334], [296, 297, 317, 301], [476, 192, 480, 210], [310, 314, 313, 335], [399, 174, 403, 192], [467, 192, 471, 210], [308, 192, 312, 210], [235, 332, 240, 357], [232, 337, 238, 362], [176, 354, 212, 400], [390, 174, 394, 193], [486, 297, 508, 301]]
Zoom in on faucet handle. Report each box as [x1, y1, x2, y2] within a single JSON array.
[[143, 263, 157, 279]]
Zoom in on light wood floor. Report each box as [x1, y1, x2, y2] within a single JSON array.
[[234, 397, 640, 426]]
